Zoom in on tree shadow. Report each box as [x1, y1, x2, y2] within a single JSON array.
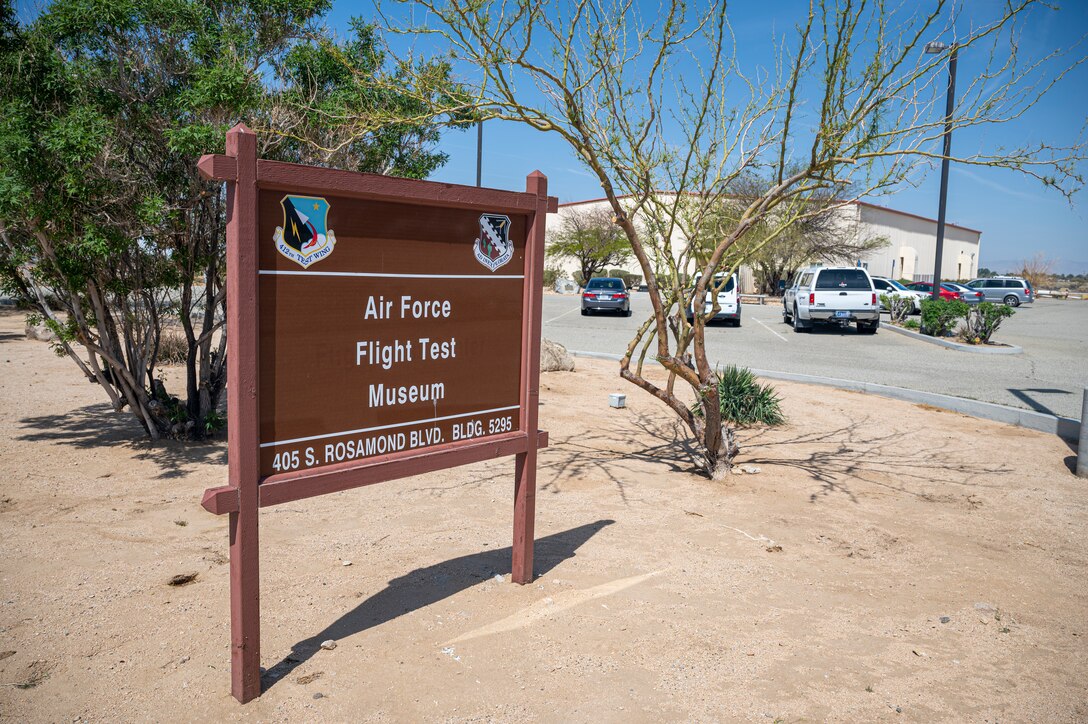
[[16, 402, 226, 479], [261, 519, 615, 692], [740, 415, 1013, 503], [0, 331, 24, 343], [407, 410, 703, 505]]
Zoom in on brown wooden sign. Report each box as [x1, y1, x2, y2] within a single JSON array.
[[198, 124, 555, 703]]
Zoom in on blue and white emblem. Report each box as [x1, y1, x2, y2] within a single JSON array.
[[473, 214, 513, 272], [274, 195, 337, 268]]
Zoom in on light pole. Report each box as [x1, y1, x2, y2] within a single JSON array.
[[476, 120, 483, 187], [925, 40, 958, 302]]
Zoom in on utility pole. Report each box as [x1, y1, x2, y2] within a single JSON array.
[[926, 41, 958, 302]]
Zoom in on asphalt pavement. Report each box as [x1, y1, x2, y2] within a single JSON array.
[[542, 294, 1088, 420]]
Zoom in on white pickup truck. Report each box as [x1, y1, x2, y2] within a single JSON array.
[[782, 266, 880, 334]]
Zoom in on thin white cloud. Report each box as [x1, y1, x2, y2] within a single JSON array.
[[950, 166, 1049, 203]]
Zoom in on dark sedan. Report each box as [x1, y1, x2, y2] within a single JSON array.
[[581, 277, 632, 316]]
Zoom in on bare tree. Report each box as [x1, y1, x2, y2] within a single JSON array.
[[1016, 252, 1055, 291], [373, 0, 1085, 478], [547, 205, 633, 285]]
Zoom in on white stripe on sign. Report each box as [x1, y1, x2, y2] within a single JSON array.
[[259, 270, 524, 280], [260, 405, 522, 448]]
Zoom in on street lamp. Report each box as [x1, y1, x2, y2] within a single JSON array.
[[925, 40, 958, 302], [476, 120, 483, 187]]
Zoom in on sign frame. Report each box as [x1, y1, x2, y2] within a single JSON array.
[[197, 124, 556, 703]]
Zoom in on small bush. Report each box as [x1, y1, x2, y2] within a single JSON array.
[[903, 318, 920, 330], [961, 301, 1014, 344], [621, 273, 643, 289], [158, 333, 189, 364], [920, 298, 968, 337], [693, 365, 786, 427], [542, 267, 561, 288], [879, 293, 913, 325]]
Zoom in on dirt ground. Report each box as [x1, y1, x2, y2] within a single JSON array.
[[1, 309, 1085, 722]]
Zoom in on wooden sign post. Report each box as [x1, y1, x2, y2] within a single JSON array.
[[198, 124, 556, 703]]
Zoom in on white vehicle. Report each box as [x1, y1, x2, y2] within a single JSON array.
[[684, 273, 741, 327], [871, 276, 926, 312], [782, 265, 880, 334]]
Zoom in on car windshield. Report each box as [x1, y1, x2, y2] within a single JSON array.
[[693, 275, 735, 293], [586, 278, 625, 291], [815, 269, 870, 290]]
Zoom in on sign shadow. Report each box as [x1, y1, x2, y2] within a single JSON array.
[[260, 518, 615, 692]]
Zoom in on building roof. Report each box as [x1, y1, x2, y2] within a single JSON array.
[[556, 194, 982, 236]]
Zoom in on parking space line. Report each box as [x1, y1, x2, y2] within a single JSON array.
[[545, 306, 582, 324], [755, 317, 789, 343]]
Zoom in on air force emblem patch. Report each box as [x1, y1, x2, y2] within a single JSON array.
[[473, 214, 513, 272], [274, 195, 336, 268]]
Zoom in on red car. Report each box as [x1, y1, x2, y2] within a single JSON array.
[[906, 281, 961, 301]]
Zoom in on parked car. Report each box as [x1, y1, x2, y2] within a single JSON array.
[[906, 281, 962, 301], [871, 276, 926, 312], [684, 273, 741, 327], [943, 282, 984, 305], [581, 277, 631, 316], [782, 266, 880, 334], [965, 276, 1034, 306]]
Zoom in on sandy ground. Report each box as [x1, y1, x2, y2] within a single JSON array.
[[0, 309, 1085, 723]]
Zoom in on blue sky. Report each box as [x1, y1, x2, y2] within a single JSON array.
[[324, 1, 1088, 274], [16, 0, 1086, 272]]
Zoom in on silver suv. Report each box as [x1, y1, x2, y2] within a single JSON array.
[[964, 276, 1034, 307]]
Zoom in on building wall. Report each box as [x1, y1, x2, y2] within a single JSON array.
[[854, 203, 981, 282], [546, 196, 982, 289]]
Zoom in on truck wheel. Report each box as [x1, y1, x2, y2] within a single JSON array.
[[792, 306, 807, 333]]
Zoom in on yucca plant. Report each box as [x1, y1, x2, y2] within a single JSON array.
[[693, 365, 786, 427]]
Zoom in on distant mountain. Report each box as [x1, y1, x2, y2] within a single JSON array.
[[982, 258, 1088, 275]]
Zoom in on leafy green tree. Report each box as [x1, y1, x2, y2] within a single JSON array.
[[0, 1, 463, 440], [547, 205, 632, 287]]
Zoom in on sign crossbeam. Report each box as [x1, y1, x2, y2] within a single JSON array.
[[198, 123, 555, 704]]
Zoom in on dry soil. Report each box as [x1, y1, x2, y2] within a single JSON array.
[[0, 310, 1085, 722]]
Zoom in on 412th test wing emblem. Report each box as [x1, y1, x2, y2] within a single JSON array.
[[274, 195, 336, 268], [473, 213, 513, 272]]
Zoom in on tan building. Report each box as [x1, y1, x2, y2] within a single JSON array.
[[547, 195, 982, 290]]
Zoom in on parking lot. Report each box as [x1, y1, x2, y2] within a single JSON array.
[[542, 294, 1088, 420]]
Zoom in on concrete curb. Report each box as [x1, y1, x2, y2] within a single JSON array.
[[570, 350, 1079, 442], [880, 321, 1023, 354]]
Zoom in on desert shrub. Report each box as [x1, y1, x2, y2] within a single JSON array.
[[621, 273, 643, 289], [572, 271, 584, 287], [920, 298, 968, 337], [542, 266, 561, 288], [903, 318, 920, 330], [879, 293, 913, 324], [158, 333, 189, 365], [693, 365, 786, 427], [961, 301, 1014, 344], [607, 268, 628, 278]]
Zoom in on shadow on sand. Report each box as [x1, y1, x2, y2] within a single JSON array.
[[17, 402, 226, 478], [261, 519, 615, 692]]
